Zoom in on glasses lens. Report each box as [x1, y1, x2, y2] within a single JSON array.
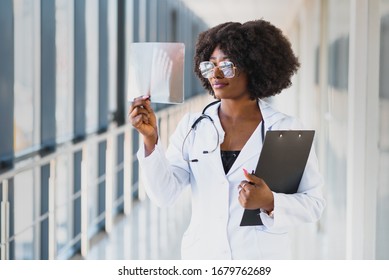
[[199, 62, 215, 78], [199, 61, 235, 78], [219, 61, 235, 78]]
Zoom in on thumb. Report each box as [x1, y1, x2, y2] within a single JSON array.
[[243, 168, 256, 182]]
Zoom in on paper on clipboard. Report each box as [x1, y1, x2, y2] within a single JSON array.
[[240, 130, 315, 226], [127, 42, 185, 104]]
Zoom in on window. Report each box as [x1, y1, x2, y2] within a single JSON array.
[[85, 0, 99, 134], [322, 0, 350, 259], [55, 0, 74, 144], [108, 0, 118, 117], [13, 169, 36, 259], [377, 0, 389, 259], [13, 0, 40, 155]]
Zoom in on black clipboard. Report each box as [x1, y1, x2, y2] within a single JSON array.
[[240, 130, 315, 226]]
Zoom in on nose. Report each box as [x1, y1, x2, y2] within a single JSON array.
[[211, 66, 224, 79]]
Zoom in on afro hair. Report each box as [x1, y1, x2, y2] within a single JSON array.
[[194, 20, 300, 99]]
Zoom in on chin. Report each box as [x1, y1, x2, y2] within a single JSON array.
[[213, 90, 227, 99], [214, 92, 235, 100], [214, 92, 221, 99]]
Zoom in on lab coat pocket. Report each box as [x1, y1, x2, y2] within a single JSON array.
[[255, 228, 291, 259], [187, 151, 215, 179]]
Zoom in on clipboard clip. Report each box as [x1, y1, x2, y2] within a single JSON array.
[[278, 132, 302, 138]]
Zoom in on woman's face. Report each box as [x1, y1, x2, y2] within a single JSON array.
[[207, 46, 250, 100]]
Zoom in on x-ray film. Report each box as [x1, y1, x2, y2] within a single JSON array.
[[127, 42, 185, 104]]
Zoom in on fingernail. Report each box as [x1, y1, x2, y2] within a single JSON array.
[[243, 168, 248, 176], [142, 95, 150, 100]]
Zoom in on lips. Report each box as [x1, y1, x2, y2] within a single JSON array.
[[212, 81, 228, 89]]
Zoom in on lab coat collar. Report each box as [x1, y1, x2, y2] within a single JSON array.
[[205, 98, 286, 132]]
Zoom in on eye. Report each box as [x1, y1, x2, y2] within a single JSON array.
[[199, 61, 216, 78], [219, 61, 235, 78], [219, 61, 233, 68]]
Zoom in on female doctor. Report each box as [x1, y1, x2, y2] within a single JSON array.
[[129, 20, 325, 259]]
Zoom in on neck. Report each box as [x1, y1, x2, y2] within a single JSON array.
[[219, 98, 261, 121]]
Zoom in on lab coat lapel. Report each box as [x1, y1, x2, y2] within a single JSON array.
[[258, 99, 286, 130], [226, 122, 262, 175]]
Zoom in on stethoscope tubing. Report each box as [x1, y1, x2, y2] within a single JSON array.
[[182, 99, 265, 162]]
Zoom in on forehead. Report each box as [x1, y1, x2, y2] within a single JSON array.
[[209, 46, 229, 61]]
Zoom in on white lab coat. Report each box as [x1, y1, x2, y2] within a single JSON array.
[[137, 99, 325, 259]]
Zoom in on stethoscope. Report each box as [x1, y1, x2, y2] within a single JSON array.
[[182, 100, 265, 162]]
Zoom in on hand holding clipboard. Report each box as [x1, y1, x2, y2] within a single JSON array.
[[240, 130, 315, 226]]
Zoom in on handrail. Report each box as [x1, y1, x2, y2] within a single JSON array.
[[0, 124, 128, 182]]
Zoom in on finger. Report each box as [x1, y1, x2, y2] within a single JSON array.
[[129, 102, 144, 115], [131, 111, 151, 126], [242, 169, 263, 186], [141, 114, 150, 124], [238, 192, 251, 208], [239, 186, 255, 201], [133, 95, 150, 102], [238, 181, 248, 191], [240, 181, 255, 191], [238, 183, 252, 201], [129, 101, 152, 118], [130, 106, 150, 118], [142, 97, 154, 114], [131, 114, 144, 128], [129, 95, 151, 112], [129, 110, 147, 125], [237, 182, 246, 194], [131, 95, 150, 108]]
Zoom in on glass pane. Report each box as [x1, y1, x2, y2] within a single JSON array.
[[13, 0, 39, 154], [108, 0, 118, 115], [55, 154, 73, 256], [116, 133, 125, 212], [322, 0, 350, 259], [85, 0, 99, 134], [0, 183, 3, 257], [14, 170, 36, 259], [55, 0, 74, 143], [13, 229, 35, 260], [87, 143, 99, 237], [377, 0, 389, 260]]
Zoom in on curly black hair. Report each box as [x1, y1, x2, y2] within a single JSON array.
[[194, 20, 300, 99]]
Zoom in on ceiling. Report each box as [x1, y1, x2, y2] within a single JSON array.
[[180, 0, 304, 32]]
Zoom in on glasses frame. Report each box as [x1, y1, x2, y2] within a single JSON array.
[[199, 61, 237, 79]]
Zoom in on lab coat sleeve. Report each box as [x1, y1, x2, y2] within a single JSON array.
[[137, 113, 192, 207], [260, 117, 326, 230]]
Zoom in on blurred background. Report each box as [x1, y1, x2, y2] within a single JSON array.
[[0, 0, 388, 260]]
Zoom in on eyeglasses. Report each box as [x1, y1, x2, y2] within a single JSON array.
[[199, 61, 236, 79]]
